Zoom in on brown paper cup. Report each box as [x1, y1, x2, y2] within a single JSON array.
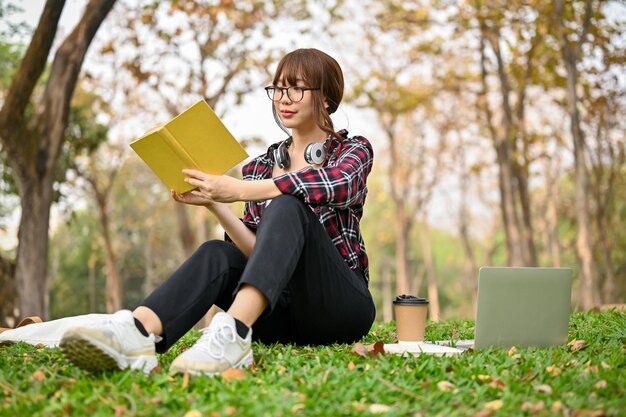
[[394, 295, 429, 343]]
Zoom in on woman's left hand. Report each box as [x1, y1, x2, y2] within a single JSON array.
[[182, 169, 243, 203]]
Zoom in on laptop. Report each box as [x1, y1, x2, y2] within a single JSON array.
[[452, 267, 573, 350]]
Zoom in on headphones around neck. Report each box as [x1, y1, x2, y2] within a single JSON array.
[[274, 136, 329, 169]]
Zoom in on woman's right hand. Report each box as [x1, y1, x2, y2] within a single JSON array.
[[171, 189, 215, 208]]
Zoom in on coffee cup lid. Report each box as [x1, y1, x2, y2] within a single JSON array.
[[393, 294, 429, 305]]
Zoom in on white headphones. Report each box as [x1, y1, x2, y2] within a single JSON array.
[[274, 136, 329, 168]]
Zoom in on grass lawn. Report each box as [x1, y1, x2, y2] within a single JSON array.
[[1, 309, 624, 417]]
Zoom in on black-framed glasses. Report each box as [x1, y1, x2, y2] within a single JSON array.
[[264, 85, 320, 102]]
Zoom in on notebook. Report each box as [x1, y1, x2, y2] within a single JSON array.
[[449, 267, 573, 351]]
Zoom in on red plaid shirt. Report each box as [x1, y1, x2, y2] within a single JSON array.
[[240, 130, 373, 283]]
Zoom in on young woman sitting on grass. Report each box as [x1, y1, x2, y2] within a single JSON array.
[[60, 48, 376, 375]]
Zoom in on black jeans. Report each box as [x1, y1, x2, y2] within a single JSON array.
[[141, 195, 376, 353]]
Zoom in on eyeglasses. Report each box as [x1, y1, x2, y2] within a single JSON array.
[[265, 85, 320, 102]]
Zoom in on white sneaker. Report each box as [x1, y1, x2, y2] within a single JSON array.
[[59, 310, 158, 374], [170, 312, 253, 376]]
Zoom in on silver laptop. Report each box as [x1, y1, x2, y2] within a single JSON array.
[[453, 267, 573, 350]]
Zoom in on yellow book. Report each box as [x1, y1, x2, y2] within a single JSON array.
[[130, 100, 248, 193]]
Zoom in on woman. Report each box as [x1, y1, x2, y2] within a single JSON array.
[[60, 48, 376, 375]]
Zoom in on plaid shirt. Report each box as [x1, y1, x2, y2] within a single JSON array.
[[240, 130, 373, 283]]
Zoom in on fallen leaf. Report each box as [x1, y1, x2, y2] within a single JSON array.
[[488, 379, 506, 389], [472, 410, 493, 417], [534, 384, 553, 395], [183, 410, 202, 417], [225, 406, 237, 415], [507, 346, 517, 357], [182, 372, 190, 389], [568, 339, 587, 352], [32, 370, 46, 382], [484, 400, 503, 411], [368, 404, 391, 413], [437, 380, 458, 393], [152, 365, 163, 374], [477, 374, 491, 382], [600, 361, 610, 369], [594, 380, 607, 389], [291, 403, 305, 413], [114, 405, 127, 417], [353, 342, 369, 358], [352, 341, 385, 359], [348, 361, 356, 370], [551, 401, 563, 413], [221, 368, 245, 382], [572, 410, 605, 417], [546, 365, 562, 377], [521, 400, 545, 412]]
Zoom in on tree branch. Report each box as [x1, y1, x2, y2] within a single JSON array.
[[36, 0, 117, 177], [0, 0, 65, 133]]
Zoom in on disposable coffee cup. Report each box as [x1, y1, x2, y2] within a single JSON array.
[[393, 294, 429, 344]]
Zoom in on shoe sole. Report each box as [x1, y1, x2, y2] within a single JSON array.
[[60, 332, 158, 374], [60, 333, 122, 371]]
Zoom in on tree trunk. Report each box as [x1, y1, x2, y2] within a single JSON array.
[[381, 260, 393, 323], [176, 204, 197, 257], [14, 178, 54, 318], [142, 229, 158, 295], [0, 253, 17, 327], [515, 162, 538, 266], [543, 155, 562, 268], [457, 144, 478, 310], [98, 200, 123, 312], [88, 253, 97, 312], [478, 32, 524, 266], [459, 205, 478, 310], [393, 202, 411, 295], [419, 220, 440, 321], [555, 0, 599, 310]]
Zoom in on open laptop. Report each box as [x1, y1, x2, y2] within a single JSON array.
[[451, 267, 573, 351]]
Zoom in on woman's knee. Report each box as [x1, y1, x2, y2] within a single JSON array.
[[264, 194, 308, 218], [194, 240, 246, 265]]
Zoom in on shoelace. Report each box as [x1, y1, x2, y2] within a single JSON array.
[[194, 324, 237, 359]]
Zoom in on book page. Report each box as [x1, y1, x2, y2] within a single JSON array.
[[165, 101, 248, 175], [130, 129, 196, 193]]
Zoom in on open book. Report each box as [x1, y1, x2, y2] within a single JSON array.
[[130, 100, 248, 193]]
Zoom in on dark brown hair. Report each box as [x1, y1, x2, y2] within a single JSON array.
[[272, 48, 344, 141]]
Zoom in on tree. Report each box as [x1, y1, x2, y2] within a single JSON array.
[[0, 0, 117, 319], [552, 0, 599, 309]]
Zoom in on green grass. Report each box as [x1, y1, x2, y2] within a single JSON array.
[[1, 310, 624, 417]]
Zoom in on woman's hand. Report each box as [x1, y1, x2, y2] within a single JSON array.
[[181, 169, 243, 203], [171, 189, 215, 207]]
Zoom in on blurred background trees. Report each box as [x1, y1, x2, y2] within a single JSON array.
[[0, 0, 624, 326]]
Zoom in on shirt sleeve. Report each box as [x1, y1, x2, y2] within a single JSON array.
[[272, 137, 374, 209]]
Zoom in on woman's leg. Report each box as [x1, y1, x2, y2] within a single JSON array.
[[140, 239, 248, 352], [169, 195, 374, 375], [237, 195, 376, 345]]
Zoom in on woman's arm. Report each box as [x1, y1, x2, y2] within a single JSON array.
[[182, 170, 282, 203], [206, 203, 256, 257]]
